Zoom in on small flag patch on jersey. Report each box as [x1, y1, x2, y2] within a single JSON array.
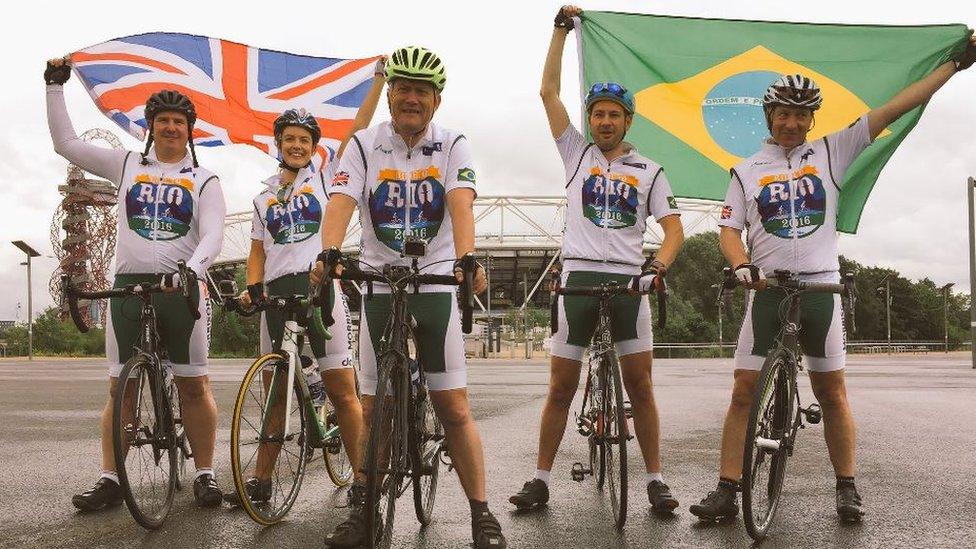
[[721, 205, 733, 219], [457, 168, 476, 183], [332, 171, 350, 186], [667, 196, 678, 209]]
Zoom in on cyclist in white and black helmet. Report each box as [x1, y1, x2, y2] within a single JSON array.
[[223, 59, 387, 507], [690, 31, 976, 523], [311, 46, 506, 549], [45, 56, 226, 510]]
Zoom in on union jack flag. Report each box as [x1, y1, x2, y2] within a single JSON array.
[[69, 32, 379, 168]]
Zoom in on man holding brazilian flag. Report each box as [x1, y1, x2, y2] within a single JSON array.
[[576, 10, 972, 232], [561, 6, 974, 525]]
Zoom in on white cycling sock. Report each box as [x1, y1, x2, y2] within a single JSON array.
[[534, 469, 551, 486], [99, 471, 119, 485], [194, 467, 214, 480], [645, 472, 664, 485]]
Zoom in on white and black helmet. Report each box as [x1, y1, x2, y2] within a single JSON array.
[[762, 74, 823, 111]]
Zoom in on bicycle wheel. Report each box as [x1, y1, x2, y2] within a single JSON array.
[[230, 353, 309, 525], [587, 368, 607, 490], [365, 352, 408, 549], [742, 349, 796, 540], [113, 356, 177, 530], [319, 395, 353, 487], [411, 359, 443, 526], [601, 353, 628, 529]]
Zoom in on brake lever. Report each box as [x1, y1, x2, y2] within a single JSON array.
[[177, 260, 201, 320]]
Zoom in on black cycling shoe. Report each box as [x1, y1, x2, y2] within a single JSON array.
[[836, 483, 865, 522], [647, 480, 679, 513], [325, 484, 374, 548], [222, 477, 271, 506], [508, 479, 549, 510], [689, 483, 739, 522], [71, 477, 123, 511], [472, 509, 507, 549], [193, 473, 223, 507]]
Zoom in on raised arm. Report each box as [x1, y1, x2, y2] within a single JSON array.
[[541, 5, 581, 139], [335, 57, 386, 160], [45, 57, 128, 183], [867, 32, 976, 140]]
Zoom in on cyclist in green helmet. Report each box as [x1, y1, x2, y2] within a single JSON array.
[[313, 46, 506, 549]]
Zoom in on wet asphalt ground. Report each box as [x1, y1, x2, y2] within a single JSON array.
[[1, 353, 974, 548]]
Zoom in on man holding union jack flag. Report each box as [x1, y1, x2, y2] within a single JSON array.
[[45, 57, 227, 510]]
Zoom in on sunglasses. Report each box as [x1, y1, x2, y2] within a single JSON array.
[[589, 82, 629, 97]]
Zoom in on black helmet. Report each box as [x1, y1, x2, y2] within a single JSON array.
[[273, 108, 321, 145], [141, 89, 199, 167]]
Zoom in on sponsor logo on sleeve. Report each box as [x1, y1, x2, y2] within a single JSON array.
[[331, 171, 349, 187], [720, 205, 733, 219], [667, 196, 679, 209], [457, 168, 476, 184]]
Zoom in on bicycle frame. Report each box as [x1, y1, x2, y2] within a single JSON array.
[[577, 294, 616, 437], [256, 308, 331, 453]]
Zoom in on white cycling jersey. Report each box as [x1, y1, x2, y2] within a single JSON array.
[[557, 124, 680, 275], [251, 163, 335, 281], [328, 121, 476, 290], [718, 115, 872, 278], [47, 85, 225, 276]]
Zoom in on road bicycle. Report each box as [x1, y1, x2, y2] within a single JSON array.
[[62, 261, 197, 529]]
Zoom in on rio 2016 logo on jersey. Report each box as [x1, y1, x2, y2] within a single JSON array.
[[581, 168, 639, 229], [265, 185, 322, 244], [368, 166, 445, 252], [635, 46, 890, 171], [755, 166, 826, 238], [126, 174, 194, 240]]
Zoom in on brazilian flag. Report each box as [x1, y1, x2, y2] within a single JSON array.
[[577, 12, 969, 232]]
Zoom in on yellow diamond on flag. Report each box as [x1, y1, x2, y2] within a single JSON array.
[[635, 45, 889, 171]]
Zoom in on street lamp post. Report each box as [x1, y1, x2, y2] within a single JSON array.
[[877, 277, 892, 354], [943, 283, 954, 354], [711, 283, 724, 358], [969, 176, 976, 368], [12, 241, 41, 361]]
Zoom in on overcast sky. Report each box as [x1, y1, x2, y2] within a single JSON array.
[[1, 0, 974, 321]]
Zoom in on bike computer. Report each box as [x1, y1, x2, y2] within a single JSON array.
[[402, 235, 428, 258]]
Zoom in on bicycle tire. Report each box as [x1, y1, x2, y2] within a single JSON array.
[[320, 396, 353, 487], [602, 353, 628, 529], [588, 366, 607, 490], [411, 353, 443, 525], [230, 353, 309, 526], [742, 349, 796, 540], [365, 352, 407, 549], [113, 356, 177, 530], [167, 374, 188, 492]]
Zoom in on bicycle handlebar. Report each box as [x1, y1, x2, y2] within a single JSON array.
[[61, 260, 199, 333], [223, 293, 332, 340], [318, 251, 475, 334], [719, 267, 857, 332], [552, 277, 668, 332]]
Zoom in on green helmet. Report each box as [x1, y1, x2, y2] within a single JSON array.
[[385, 46, 446, 91]]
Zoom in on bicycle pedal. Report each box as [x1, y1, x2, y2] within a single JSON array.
[[802, 404, 823, 424], [570, 462, 588, 482]]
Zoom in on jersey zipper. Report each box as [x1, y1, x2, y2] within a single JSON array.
[[785, 152, 799, 273], [404, 147, 413, 252]]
